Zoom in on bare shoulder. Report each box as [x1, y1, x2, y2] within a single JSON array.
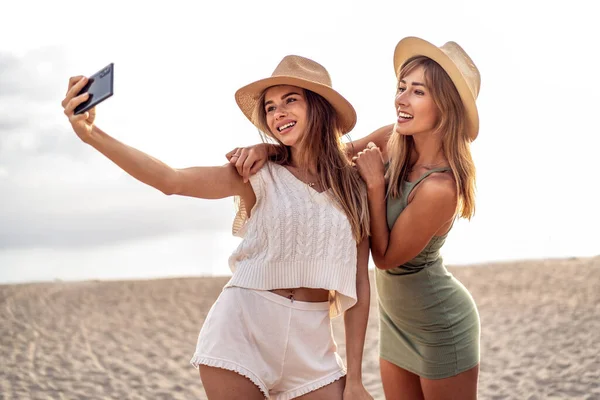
[[411, 172, 457, 210]]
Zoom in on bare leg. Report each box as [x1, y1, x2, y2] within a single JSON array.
[[199, 365, 266, 400], [380, 358, 424, 400], [295, 376, 345, 400], [420, 364, 479, 400]]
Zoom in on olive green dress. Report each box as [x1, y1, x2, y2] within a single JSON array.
[[376, 167, 480, 379]]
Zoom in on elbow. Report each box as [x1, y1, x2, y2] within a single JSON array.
[[160, 171, 181, 196], [374, 257, 411, 271], [159, 181, 178, 196], [373, 255, 396, 271], [372, 253, 386, 270], [351, 290, 371, 313], [350, 276, 371, 309]]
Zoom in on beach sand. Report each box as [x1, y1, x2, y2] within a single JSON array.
[[1, 256, 599, 399]]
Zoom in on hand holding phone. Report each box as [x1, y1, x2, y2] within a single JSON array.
[[74, 63, 114, 115]]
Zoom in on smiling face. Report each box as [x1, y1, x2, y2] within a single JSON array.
[[393, 65, 439, 137], [263, 85, 308, 147]]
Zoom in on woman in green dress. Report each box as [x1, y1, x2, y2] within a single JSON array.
[[353, 37, 481, 399]]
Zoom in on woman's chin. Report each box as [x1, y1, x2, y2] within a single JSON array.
[[279, 136, 300, 147], [394, 124, 412, 136], [273, 129, 303, 148]]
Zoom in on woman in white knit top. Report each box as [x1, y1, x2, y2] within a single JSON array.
[[61, 55, 372, 400]]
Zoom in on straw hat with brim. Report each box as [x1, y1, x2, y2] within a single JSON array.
[[235, 55, 357, 135], [393, 37, 481, 140]]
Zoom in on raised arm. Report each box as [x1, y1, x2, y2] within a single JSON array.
[[87, 126, 252, 199], [62, 76, 254, 203], [225, 123, 395, 183], [345, 124, 394, 160]]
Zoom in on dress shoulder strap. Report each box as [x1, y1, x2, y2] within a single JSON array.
[[410, 167, 451, 187], [403, 167, 451, 201]]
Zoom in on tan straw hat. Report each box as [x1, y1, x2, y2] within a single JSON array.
[[394, 37, 481, 140], [235, 55, 357, 135]]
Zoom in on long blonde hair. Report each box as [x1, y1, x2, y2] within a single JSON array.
[[386, 56, 476, 219], [254, 88, 370, 241]]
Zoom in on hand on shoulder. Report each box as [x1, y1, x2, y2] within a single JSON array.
[[226, 143, 273, 183]]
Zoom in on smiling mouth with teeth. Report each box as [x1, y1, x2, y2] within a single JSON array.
[[277, 122, 296, 132], [398, 112, 413, 119]]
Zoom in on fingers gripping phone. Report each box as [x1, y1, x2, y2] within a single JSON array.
[[74, 63, 114, 115]]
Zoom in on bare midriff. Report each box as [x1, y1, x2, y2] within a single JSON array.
[[269, 287, 329, 302]]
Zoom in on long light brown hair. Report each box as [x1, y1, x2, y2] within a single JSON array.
[[254, 88, 370, 241], [386, 56, 476, 219]]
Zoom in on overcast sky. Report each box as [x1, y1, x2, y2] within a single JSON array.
[[1, 0, 598, 283]]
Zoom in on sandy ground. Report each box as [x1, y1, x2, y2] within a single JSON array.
[[1, 256, 599, 399]]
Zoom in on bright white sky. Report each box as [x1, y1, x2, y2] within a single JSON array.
[[1, 0, 598, 283]]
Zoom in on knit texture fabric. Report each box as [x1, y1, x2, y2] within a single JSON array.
[[227, 162, 357, 318]]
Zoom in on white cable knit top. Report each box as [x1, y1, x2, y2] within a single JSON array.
[[226, 162, 358, 318]]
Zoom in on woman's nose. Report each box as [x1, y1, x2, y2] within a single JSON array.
[[274, 106, 288, 119], [395, 91, 408, 107]]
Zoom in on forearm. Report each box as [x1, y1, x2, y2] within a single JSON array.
[[85, 126, 178, 194], [346, 124, 394, 158], [344, 278, 370, 381], [367, 183, 392, 268]]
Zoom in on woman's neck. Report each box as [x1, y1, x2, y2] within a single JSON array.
[[289, 146, 318, 174], [410, 133, 447, 168]]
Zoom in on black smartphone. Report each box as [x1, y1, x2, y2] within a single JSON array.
[[74, 63, 114, 115]]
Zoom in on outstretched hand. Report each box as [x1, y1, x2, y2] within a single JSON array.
[[226, 144, 269, 183], [61, 76, 97, 143]]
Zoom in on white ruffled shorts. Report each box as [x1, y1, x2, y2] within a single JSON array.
[[191, 287, 346, 399]]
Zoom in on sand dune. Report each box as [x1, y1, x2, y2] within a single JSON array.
[[1, 256, 598, 399]]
